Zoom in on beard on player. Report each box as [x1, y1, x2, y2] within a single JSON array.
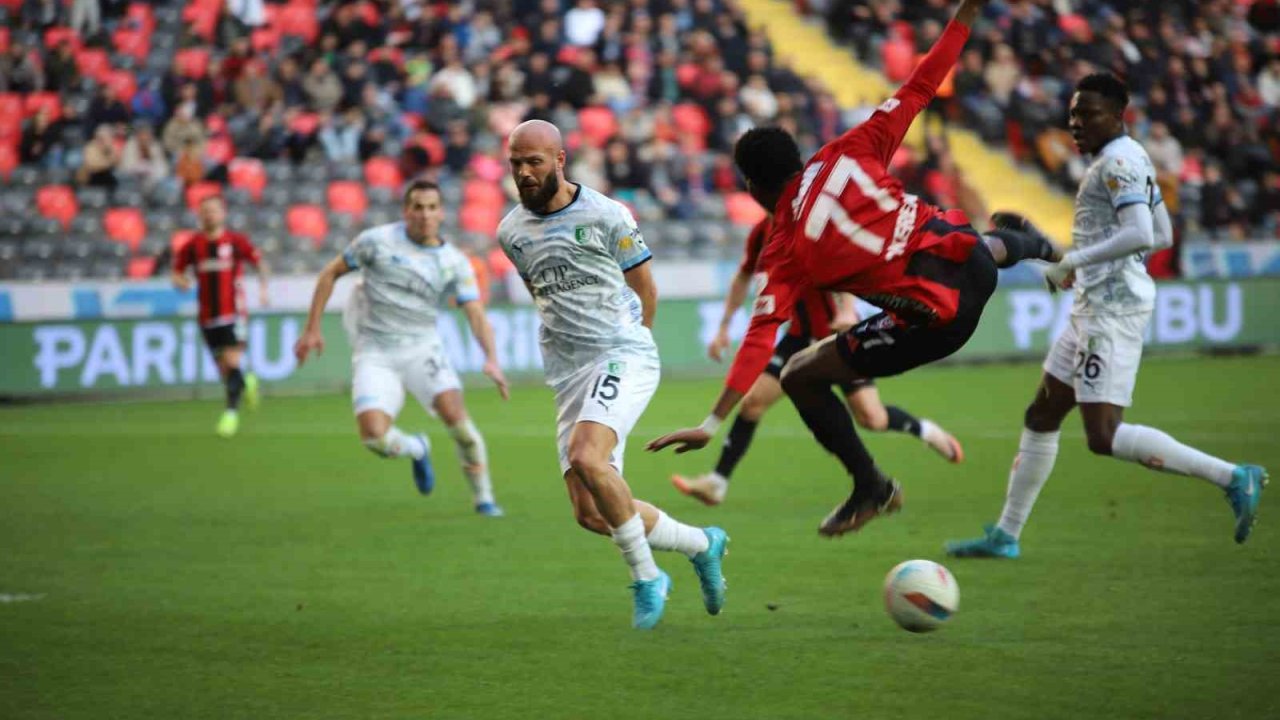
[[517, 172, 560, 212]]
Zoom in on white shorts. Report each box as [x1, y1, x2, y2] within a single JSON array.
[[554, 352, 661, 476], [1043, 311, 1150, 407], [351, 342, 462, 418]]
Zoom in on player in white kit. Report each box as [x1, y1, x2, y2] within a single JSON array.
[[497, 120, 727, 630], [294, 179, 510, 516], [945, 73, 1268, 558]]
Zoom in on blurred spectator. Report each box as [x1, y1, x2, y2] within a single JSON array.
[[20, 107, 62, 167], [77, 125, 121, 190], [175, 138, 206, 187], [22, 0, 64, 31], [0, 41, 44, 93], [162, 104, 207, 158], [226, 0, 266, 31], [119, 123, 171, 191], [1146, 122, 1184, 178], [87, 85, 132, 133], [444, 121, 472, 174], [44, 41, 80, 94], [69, 0, 101, 37], [318, 108, 363, 163], [565, 0, 606, 47], [233, 61, 283, 115], [303, 59, 344, 113], [604, 139, 651, 191]]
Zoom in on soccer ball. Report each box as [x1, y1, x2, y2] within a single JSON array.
[[883, 559, 960, 633]]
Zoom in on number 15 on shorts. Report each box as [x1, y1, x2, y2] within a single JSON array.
[[590, 360, 627, 405]]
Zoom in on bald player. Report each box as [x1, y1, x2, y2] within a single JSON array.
[[495, 120, 728, 630]]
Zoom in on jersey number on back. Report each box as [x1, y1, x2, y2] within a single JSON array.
[[802, 156, 899, 255]]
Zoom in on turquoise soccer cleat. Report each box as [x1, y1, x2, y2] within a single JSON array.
[[411, 434, 435, 495], [690, 527, 729, 616], [629, 570, 671, 630], [474, 501, 504, 517], [1226, 465, 1269, 544], [944, 523, 1020, 559]]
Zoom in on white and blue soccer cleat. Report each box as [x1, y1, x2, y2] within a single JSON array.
[[629, 570, 671, 630], [690, 527, 728, 615], [411, 434, 435, 495], [474, 502, 504, 517], [944, 523, 1020, 559], [1226, 465, 1268, 544]]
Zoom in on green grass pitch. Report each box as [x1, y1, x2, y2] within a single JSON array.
[[2, 355, 1278, 719]]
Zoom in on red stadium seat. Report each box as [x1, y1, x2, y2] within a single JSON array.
[[288, 112, 321, 135], [408, 132, 446, 166], [0, 143, 17, 181], [205, 114, 229, 136], [105, 70, 138, 103], [104, 208, 147, 250], [0, 93, 22, 125], [671, 103, 710, 139], [881, 38, 915, 84], [171, 229, 196, 252], [458, 203, 500, 235], [278, 4, 319, 43], [24, 93, 62, 121], [286, 205, 329, 242], [578, 106, 618, 148], [126, 256, 157, 279], [174, 48, 211, 79], [355, 0, 381, 25], [251, 27, 281, 55], [181, 1, 219, 42], [0, 27, 10, 55], [36, 185, 79, 228], [363, 157, 402, 189], [125, 2, 156, 34], [76, 48, 113, 83], [228, 158, 267, 201], [111, 27, 150, 62], [44, 27, 82, 53], [185, 181, 222, 210], [400, 111, 423, 132], [462, 179, 505, 211], [725, 192, 767, 227], [0, 0, 21, 10], [327, 181, 368, 218], [203, 135, 235, 165]]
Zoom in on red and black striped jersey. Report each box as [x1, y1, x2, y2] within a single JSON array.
[[173, 230, 261, 328], [739, 216, 839, 340]]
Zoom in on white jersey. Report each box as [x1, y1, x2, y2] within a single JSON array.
[[1071, 135, 1161, 316], [341, 222, 480, 350], [496, 184, 655, 386]]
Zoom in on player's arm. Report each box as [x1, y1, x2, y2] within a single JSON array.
[[623, 260, 657, 328], [459, 299, 510, 400], [708, 269, 752, 362], [647, 257, 802, 454], [253, 257, 271, 307], [294, 254, 352, 366], [853, 0, 982, 164], [235, 234, 270, 305], [170, 243, 191, 291]]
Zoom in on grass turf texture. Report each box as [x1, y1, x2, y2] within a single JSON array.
[[2, 355, 1278, 719]]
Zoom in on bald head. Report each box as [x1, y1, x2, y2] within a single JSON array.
[[509, 119, 563, 153], [508, 120, 569, 212]]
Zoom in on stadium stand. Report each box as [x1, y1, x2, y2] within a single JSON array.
[[812, 0, 1280, 244]]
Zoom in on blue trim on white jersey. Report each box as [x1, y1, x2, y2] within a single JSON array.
[[1112, 193, 1147, 209], [343, 248, 359, 269], [619, 251, 653, 273]]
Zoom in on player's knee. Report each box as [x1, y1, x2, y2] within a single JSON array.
[[1085, 429, 1114, 456], [853, 404, 888, 431], [567, 447, 610, 483], [778, 362, 808, 396], [740, 393, 771, 420], [1023, 401, 1062, 433]]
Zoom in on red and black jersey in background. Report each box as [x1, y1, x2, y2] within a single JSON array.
[[172, 230, 262, 328], [739, 216, 839, 340]]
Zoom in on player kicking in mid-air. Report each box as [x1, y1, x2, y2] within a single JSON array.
[[294, 180, 509, 517], [945, 74, 1268, 558], [497, 119, 727, 630], [673, 213, 963, 507], [172, 194, 269, 438], [649, 0, 1059, 536]]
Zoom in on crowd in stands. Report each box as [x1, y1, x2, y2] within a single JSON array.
[[814, 0, 1280, 243], [4, 0, 936, 288]]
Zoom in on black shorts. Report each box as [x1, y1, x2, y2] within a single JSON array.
[[835, 239, 998, 379], [765, 333, 872, 395], [201, 321, 246, 352]]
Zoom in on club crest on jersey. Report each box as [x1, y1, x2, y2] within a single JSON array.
[[607, 360, 626, 375], [574, 225, 593, 245], [218, 243, 232, 258]]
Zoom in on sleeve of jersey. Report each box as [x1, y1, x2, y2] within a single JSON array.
[[1102, 156, 1154, 210], [343, 233, 371, 270], [609, 206, 652, 272], [452, 251, 481, 304], [236, 234, 262, 264], [723, 256, 802, 395], [856, 19, 970, 164], [737, 220, 767, 276], [172, 242, 189, 272]]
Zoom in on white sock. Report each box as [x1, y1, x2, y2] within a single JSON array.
[[646, 510, 711, 558], [1112, 423, 1234, 488], [364, 426, 427, 460], [448, 418, 494, 504], [996, 429, 1060, 539], [611, 513, 660, 582]]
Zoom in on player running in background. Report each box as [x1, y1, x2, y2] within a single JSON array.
[[649, 0, 1059, 536], [294, 180, 509, 517], [672, 213, 963, 507], [172, 194, 268, 438], [497, 119, 727, 630], [945, 73, 1268, 557]]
